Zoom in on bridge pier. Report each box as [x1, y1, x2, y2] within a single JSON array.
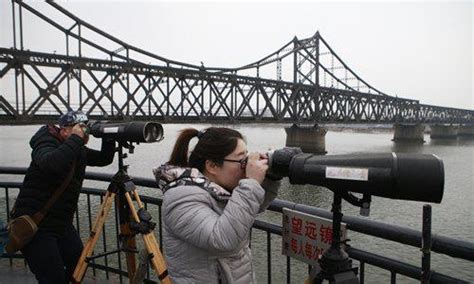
[[458, 125, 474, 137], [392, 123, 425, 143], [430, 124, 458, 139], [284, 124, 327, 154]]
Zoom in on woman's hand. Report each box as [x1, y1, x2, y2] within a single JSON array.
[[245, 152, 269, 184]]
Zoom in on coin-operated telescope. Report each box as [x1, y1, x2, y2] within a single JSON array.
[[267, 147, 445, 283], [268, 147, 444, 204]]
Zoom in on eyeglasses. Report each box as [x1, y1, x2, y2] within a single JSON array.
[[222, 156, 248, 169]]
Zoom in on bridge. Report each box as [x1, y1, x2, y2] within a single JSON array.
[[1, 0, 472, 126]]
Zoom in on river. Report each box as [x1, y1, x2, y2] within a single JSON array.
[[0, 124, 472, 283]]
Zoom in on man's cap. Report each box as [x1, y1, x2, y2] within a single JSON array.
[[58, 110, 88, 127]]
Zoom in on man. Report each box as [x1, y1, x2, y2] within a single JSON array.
[[10, 110, 115, 283]]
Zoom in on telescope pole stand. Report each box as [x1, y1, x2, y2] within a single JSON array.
[[72, 148, 170, 283], [310, 193, 359, 284]]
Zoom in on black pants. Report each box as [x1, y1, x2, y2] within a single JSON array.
[[21, 224, 83, 284]]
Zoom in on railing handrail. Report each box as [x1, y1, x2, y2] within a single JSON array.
[[1, 166, 473, 262]]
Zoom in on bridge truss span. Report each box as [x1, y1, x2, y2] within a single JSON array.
[[0, 0, 472, 124], [1, 48, 441, 124]]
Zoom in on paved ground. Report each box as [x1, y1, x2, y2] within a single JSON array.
[[0, 260, 118, 283], [0, 264, 36, 284]]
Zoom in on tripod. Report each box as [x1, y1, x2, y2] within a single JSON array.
[[72, 143, 171, 283], [309, 191, 363, 284]]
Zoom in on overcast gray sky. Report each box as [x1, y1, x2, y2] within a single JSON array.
[[1, 0, 472, 110]]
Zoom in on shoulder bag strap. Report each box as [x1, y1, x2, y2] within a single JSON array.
[[31, 160, 77, 224]]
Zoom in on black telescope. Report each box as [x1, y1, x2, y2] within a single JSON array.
[[268, 148, 444, 203], [88, 121, 163, 143]]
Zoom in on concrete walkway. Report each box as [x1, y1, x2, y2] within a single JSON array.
[[0, 264, 36, 284], [0, 261, 117, 283]]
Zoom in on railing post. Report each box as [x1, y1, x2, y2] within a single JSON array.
[[286, 256, 291, 284], [267, 232, 272, 284], [5, 187, 13, 266], [421, 205, 432, 283], [391, 271, 396, 284]]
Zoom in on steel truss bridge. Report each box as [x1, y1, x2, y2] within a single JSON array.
[[0, 0, 472, 125]]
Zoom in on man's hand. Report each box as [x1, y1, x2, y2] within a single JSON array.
[[71, 123, 85, 139], [245, 152, 269, 184]]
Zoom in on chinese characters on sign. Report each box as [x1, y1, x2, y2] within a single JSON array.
[[282, 208, 348, 266]]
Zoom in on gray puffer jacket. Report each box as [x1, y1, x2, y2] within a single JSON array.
[[153, 165, 279, 283]]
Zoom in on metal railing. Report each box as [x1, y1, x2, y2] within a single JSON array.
[[1, 167, 473, 283]]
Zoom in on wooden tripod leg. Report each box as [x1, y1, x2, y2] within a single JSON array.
[[132, 191, 168, 277], [131, 191, 163, 249], [131, 191, 163, 251], [116, 192, 137, 279], [72, 191, 116, 283], [142, 233, 171, 284], [125, 192, 171, 284]]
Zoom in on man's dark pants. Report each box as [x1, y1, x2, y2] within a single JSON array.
[[21, 224, 83, 283]]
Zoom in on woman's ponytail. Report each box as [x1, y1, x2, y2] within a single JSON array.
[[168, 128, 199, 167], [168, 127, 243, 172]]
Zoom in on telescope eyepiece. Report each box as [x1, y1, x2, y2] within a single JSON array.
[[267, 147, 303, 178]]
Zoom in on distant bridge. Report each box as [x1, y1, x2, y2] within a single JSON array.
[[0, 0, 472, 125]]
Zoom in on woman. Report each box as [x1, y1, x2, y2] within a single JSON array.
[[153, 127, 279, 283]]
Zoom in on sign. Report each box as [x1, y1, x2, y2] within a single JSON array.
[[282, 208, 347, 266], [325, 166, 369, 181], [103, 127, 119, 133]]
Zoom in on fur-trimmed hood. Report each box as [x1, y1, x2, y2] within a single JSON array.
[[153, 164, 231, 201]]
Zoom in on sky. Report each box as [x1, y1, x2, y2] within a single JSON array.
[[0, 0, 472, 110]]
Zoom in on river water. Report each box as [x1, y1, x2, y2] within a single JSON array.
[[0, 124, 473, 283]]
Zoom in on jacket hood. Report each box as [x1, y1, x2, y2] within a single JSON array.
[[153, 164, 231, 201], [29, 125, 63, 149]]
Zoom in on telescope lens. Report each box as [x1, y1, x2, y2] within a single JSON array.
[[143, 123, 163, 143], [144, 124, 157, 142]]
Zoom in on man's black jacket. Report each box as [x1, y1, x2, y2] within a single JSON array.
[[12, 125, 115, 235]]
